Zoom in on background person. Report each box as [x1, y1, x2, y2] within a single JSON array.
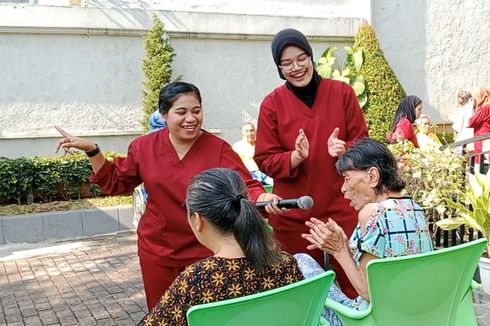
[[296, 138, 433, 326], [468, 86, 490, 168], [232, 122, 273, 185], [452, 90, 474, 154], [415, 114, 442, 149], [387, 95, 423, 147], [254, 28, 369, 298], [139, 168, 303, 325], [55, 81, 282, 310]]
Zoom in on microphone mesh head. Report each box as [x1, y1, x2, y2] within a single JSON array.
[[298, 196, 314, 210]]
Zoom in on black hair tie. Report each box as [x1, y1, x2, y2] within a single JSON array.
[[234, 194, 245, 204]]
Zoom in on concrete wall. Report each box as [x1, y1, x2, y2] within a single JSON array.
[[0, 2, 365, 158], [372, 0, 490, 123]]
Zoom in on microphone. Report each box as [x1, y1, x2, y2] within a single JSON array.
[[255, 195, 314, 211]]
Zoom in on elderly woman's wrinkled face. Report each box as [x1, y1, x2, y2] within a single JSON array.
[[279, 45, 313, 88], [340, 168, 377, 211], [419, 117, 431, 134]]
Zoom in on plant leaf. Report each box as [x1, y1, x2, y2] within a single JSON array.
[[353, 49, 363, 71], [352, 79, 366, 96], [357, 93, 368, 108], [436, 217, 466, 230]]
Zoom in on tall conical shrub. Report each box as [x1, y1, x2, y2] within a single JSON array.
[[353, 23, 406, 142], [141, 14, 175, 131]]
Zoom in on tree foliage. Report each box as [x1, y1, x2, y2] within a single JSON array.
[[353, 23, 406, 142], [141, 14, 175, 131]]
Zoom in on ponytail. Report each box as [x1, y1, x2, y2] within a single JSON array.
[[233, 198, 280, 272], [186, 168, 280, 272]]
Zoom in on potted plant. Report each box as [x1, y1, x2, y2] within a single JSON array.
[[436, 169, 490, 293]]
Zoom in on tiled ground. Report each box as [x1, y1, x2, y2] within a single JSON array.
[[0, 232, 146, 325], [0, 231, 489, 325]]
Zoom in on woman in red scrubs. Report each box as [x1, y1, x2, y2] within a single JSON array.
[[55, 82, 282, 310]]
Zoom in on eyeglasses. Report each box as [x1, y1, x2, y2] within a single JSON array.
[[278, 53, 311, 72]]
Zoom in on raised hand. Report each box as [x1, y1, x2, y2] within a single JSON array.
[[302, 217, 347, 255], [294, 128, 309, 160], [55, 126, 97, 155], [327, 127, 346, 157]]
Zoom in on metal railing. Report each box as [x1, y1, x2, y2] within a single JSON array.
[[431, 132, 490, 248]]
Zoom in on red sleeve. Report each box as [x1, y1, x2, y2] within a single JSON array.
[[468, 106, 490, 128], [254, 94, 299, 180], [220, 142, 265, 202], [342, 84, 369, 148], [395, 119, 419, 147], [89, 142, 143, 195]]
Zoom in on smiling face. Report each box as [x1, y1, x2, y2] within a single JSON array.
[[163, 93, 203, 144], [340, 168, 378, 211], [279, 45, 313, 87]]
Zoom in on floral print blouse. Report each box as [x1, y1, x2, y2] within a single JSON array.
[[139, 252, 304, 326], [349, 197, 433, 264]]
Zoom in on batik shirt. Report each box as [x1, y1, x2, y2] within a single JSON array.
[[139, 252, 304, 326], [350, 197, 433, 264]]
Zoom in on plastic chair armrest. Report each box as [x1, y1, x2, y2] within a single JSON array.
[[471, 279, 481, 291], [324, 298, 372, 319]]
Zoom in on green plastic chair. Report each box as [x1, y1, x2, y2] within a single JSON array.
[[324, 238, 487, 326], [263, 184, 273, 193], [186, 271, 335, 326]]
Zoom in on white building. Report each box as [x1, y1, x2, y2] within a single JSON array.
[[0, 0, 488, 158]]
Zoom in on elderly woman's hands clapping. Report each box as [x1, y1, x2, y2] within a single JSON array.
[[302, 217, 348, 257]]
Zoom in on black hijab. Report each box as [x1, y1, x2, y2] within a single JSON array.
[[391, 95, 422, 132], [271, 28, 321, 108]]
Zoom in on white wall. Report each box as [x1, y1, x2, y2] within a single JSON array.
[[372, 0, 490, 123], [0, 3, 363, 158]]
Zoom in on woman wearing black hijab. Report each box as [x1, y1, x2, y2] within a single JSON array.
[[254, 28, 368, 298], [388, 95, 423, 147]]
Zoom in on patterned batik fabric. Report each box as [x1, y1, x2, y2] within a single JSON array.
[[139, 252, 304, 326]]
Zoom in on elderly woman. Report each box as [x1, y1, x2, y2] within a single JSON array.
[[388, 95, 423, 147], [415, 114, 442, 149], [295, 138, 433, 325]]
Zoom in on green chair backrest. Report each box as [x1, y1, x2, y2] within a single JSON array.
[[366, 238, 487, 326], [186, 271, 335, 326]]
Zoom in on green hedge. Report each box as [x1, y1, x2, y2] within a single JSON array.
[[0, 152, 120, 205], [352, 23, 406, 142]]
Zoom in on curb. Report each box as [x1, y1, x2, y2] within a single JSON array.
[[0, 205, 135, 245]]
